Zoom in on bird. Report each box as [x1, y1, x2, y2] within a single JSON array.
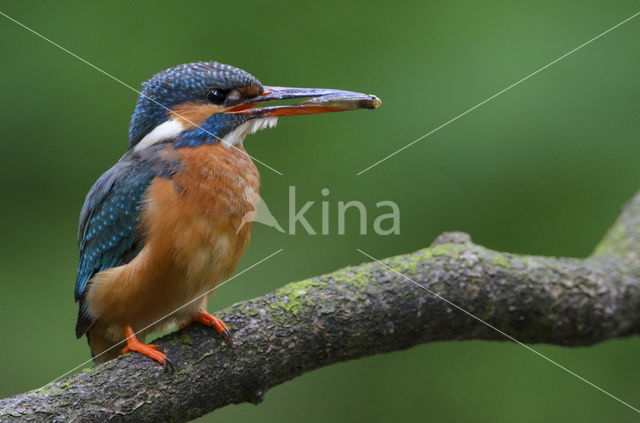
[[74, 61, 381, 369]]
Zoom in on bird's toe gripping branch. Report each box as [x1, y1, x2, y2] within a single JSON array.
[[121, 326, 174, 372], [181, 312, 233, 346]]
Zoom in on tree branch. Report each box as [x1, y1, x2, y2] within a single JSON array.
[[3, 190, 640, 423]]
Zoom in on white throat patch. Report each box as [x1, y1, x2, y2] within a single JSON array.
[[135, 119, 185, 152], [221, 117, 278, 148], [134, 116, 278, 151]]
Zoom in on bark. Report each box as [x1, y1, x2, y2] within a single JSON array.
[[2, 190, 640, 423]]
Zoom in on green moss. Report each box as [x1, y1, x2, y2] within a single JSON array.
[[167, 332, 193, 349], [180, 333, 192, 346], [384, 244, 465, 275], [594, 222, 631, 256], [331, 266, 374, 285], [490, 253, 511, 268], [273, 297, 301, 315], [270, 279, 326, 315], [35, 380, 74, 396], [246, 307, 260, 317], [258, 243, 470, 319], [35, 387, 54, 396], [422, 244, 463, 261], [389, 253, 423, 275]]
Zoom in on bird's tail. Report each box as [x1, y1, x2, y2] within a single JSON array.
[[87, 327, 122, 364]]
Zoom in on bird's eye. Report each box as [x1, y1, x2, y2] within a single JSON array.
[[207, 89, 226, 105]]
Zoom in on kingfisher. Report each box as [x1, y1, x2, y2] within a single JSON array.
[[75, 61, 380, 369]]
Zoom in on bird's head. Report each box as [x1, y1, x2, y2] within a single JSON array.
[[128, 61, 381, 151]]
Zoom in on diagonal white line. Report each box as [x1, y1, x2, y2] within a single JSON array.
[[0, 248, 283, 414], [0, 10, 283, 176], [356, 10, 640, 176], [356, 248, 640, 415]]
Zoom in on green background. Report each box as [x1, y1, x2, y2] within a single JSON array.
[[1, 1, 640, 421]]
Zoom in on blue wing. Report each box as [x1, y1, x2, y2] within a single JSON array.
[[75, 156, 161, 337]]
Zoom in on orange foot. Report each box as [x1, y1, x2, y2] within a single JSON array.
[[120, 326, 174, 372], [181, 312, 232, 346]]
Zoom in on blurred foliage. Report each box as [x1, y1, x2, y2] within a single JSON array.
[[1, 0, 640, 421]]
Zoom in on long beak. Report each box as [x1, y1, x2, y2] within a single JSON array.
[[225, 86, 381, 117]]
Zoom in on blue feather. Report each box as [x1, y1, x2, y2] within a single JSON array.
[[74, 150, 176, 337]]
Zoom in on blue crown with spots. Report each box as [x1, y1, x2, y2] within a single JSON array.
[[128, 61, 263, 148]]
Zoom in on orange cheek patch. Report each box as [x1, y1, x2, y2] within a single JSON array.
[[170, 103, 225, 128]]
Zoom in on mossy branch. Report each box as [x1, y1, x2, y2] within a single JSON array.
[[2, 191, 640, 423]]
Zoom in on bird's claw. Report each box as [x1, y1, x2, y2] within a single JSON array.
[[220, 328, 233, 346], [161, 357, 174, 373], [194, 312, 233, 346]]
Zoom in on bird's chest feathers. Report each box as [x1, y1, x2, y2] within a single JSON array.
[[172, 143, 260, 218], [143, 144, 260, 288]]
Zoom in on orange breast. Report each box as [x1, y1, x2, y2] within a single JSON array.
[[86, 143, 260, 332], [147, 142, 261, 285]]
